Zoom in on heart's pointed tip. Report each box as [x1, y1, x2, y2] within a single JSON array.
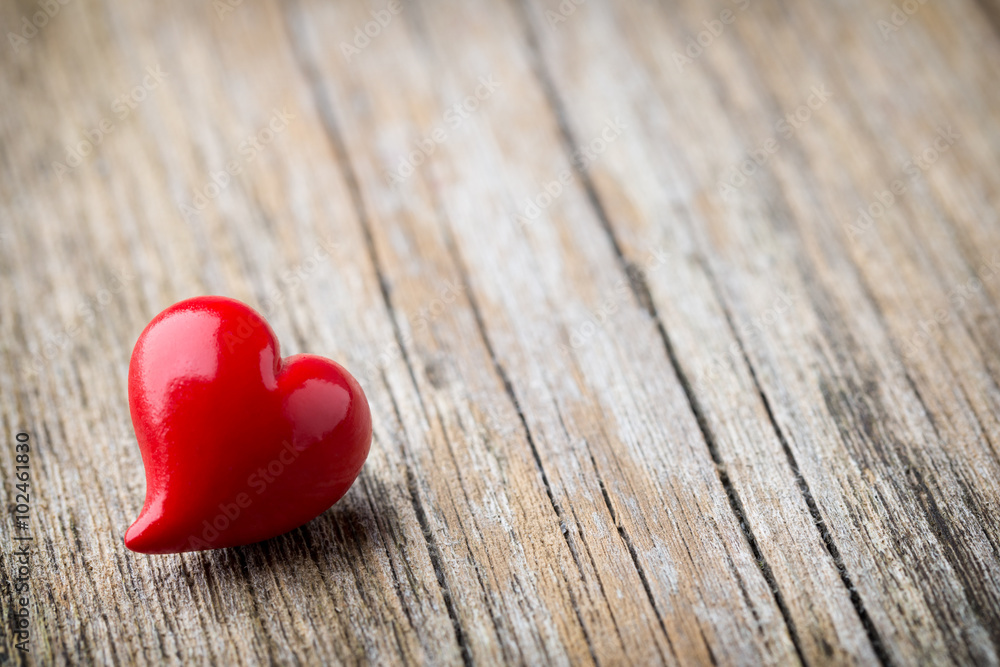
[[124, 512, 181, 555], [124, 517, 156, 554]]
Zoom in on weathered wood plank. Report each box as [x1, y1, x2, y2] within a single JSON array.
[[0, 0, 999, 664], [3, 1, 459, 663], [287, 0, 799, 663], [524, 0, 1000, 663]]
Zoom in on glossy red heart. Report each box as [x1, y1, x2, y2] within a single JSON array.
[[124, 296, 372, 554]]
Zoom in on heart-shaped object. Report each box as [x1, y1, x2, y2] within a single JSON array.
[[124, 296, 372, 554]]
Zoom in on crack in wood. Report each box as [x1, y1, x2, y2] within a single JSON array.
[[511, 2, 813, 663]]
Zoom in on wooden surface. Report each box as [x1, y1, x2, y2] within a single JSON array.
[[1, 0, 1000, 664]]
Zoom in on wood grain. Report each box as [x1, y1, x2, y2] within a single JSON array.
[[0, 0, 998, 664]]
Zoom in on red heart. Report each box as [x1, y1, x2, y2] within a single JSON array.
[[124, 296, 372, 554]]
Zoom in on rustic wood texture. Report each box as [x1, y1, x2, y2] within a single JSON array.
[[1, 0, 999, 664]]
